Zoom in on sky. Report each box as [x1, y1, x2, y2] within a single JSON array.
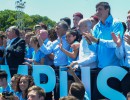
[[0, 0, 130, 26]]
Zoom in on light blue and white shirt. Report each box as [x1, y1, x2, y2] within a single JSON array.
[[92, 15, 124, 68], [40, 35, 70, 66]]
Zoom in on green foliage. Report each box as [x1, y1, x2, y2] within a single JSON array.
[[0, 9, 56, 31]]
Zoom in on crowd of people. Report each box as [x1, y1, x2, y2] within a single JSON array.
[[0, 1, 130, 100]]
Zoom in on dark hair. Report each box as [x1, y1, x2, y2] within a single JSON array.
[[0, 34, 4, 40], [91, 15, 99, 23], [0, 34, 4, 59], [60, 17, 71, 27], [70, 82, 85, 100], [73, 12, 83, 19], [18, 75, 35, 99], [25, 32, 35, 37], [28, 85, 46, 99], [39, 22, 48, 30], [12, 74, 22, 92], [66, 29, 79, 42], [59, 96, 78, 100], [0, 70, 7, 79], [48, 29, 58, 42], [24, 28, 32, 33], [122, 22, 127, 34], [57, 21, 69, 31], [96, 2, 111, 15]]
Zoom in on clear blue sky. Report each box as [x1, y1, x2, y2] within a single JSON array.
[[0, 0, 130, 26]]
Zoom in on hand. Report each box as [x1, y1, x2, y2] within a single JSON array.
[[66, 65, 75, 75], [23, 62, 32, 67], [36, 34, 43, 46], [69, 61, 77, 67], [83, 32, 98, 43], [83, 33, 92, 44], [124, 34, 130, 45], [72, 65, 79, 71], [35, 29, 40, 34], [89, 34, 98, 43], [59, 38, 63, 50], [111, 32, 121, 47], [69, 61, 78, 71], [24, 58, 34, 63], [36, 34, 40, 40], [59, 43, 63, 50]]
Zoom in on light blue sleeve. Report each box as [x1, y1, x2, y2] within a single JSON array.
[[99, 39, 117, 48], [40, 43, 53, 55], [115, 42, 125, 59]]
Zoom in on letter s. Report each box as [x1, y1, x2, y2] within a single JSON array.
[[97, 66, 127, 100]]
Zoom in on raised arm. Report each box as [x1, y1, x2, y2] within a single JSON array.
[[59, 42, 79, 59]]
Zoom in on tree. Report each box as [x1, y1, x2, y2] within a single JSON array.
[[0, 9, 56, 31]]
